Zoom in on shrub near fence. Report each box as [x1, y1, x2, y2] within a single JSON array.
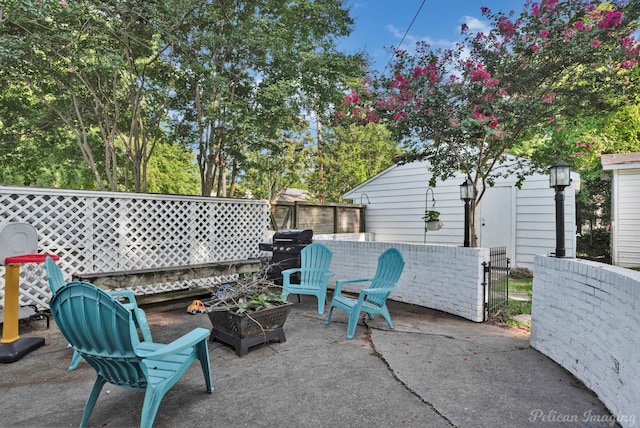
[[576, 227, 611, 263], [0, 186, 270, 309]]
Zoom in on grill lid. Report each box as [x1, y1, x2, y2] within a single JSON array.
[[272, 229, 313, 244]]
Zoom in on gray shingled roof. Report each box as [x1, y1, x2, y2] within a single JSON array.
[[601, 152, 640, 169]]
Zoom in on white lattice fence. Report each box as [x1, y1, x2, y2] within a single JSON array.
[[0, 186, 270, 308]]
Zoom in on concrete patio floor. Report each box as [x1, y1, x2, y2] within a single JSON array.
[[0, 296, 619, 427]]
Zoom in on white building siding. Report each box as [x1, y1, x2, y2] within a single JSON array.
[[350, 162, 466, 246], [345, 161, 578, 270], [613, 169, 640, 267], [514, 174, 576, 267]]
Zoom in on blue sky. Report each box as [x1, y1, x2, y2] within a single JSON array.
[[339, 0, 527, 72]]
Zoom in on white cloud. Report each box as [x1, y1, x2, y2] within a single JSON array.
[[387, 24, 454, 51], [386, 13, 491, 53], [461, 16, 491, 35], [379, 14, 492, 73]]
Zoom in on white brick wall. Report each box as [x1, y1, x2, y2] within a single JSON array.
[[531, 256, 640, 427], [317, 241, 489, 322]]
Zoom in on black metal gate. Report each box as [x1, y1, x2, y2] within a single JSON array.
[[483, 246, 510, 321]]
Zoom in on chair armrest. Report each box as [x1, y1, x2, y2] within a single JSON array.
[[356, 287, 395, 305], [282, 268, 302, 288], [334, 278, 372, 295], [281, 267, 301, 276], [138, 327, 210, 359], [107, 289, 152, 341], [108, 289, 140, 308], [360, 287, 395, 296]]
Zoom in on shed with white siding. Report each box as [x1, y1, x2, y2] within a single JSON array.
[[601, 152, 640, 268], [343, 160, 579, 270]]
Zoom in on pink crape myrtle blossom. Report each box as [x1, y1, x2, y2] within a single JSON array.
[[470, 67, 491, 82], [333, 0, 639, 222], [484, 78, 500, 88], [342, 90, 359, 106], [413, 67, 427, 78], [392, 112, 408, 121], [498, 17, 515, 38], [391, 74, 410, 90], [597, 10, 623, 30], [330, 0, 639, 247], [531, 3, 541, 17], [542, 92, 556, 104], [541, 0, 559, 11], [488, 116, 499, 129]]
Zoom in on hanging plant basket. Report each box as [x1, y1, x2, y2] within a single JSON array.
[[426, 220, 442, 231]]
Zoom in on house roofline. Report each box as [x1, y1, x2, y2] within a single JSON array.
[[343, 163, 401, 198], [602, 152, 640, 170]]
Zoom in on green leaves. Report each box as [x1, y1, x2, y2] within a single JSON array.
[[335, 0, 640, 246], [342, 0, 639, 188], [1, 0, 367, 197]]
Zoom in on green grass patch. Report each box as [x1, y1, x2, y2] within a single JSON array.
[[490, 274, 533, 330], [509, 276, 532, 296], [492, 299, 532, 330]]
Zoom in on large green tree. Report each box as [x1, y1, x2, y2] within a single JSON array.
[[1, 0, 367, 197], [169, 0, 365, 197], [239, 129, 314, 201], [513, 101, 640, 230], [313, 123, 400, 201], [0, 0, 199, 191], [0, 79, 95, 188], [338, 0, 640, 245], [146, 141, 200, 195]]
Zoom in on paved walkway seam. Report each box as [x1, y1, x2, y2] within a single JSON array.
[[363, 319, 457, 427]]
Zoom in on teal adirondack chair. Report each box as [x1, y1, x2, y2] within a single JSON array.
[[326, 247, 405, 339], [281, 242, 334, 314], [44, 256, 153, 371], [49, 280, 214, 428]]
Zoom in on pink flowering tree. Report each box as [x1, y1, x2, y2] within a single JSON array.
[[338, 0, 639, 246]]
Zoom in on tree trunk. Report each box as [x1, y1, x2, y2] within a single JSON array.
[[316, 115, 324, 202], [470, 201, 478, 247]]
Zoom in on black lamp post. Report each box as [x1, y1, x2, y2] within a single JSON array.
[[460, 178, 475, 247], [549, 160, 571, 258]]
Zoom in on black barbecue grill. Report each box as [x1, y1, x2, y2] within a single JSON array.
[[259, 229, 313, 284]]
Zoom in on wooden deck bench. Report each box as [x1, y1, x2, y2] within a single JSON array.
[[72, 259, 263, 305]]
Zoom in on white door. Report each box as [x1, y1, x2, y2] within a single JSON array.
[[478, 187, 514, 260]]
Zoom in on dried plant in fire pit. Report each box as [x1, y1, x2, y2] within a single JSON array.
[[205, 263, 293, 355], [206, 263, 284, 314]]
